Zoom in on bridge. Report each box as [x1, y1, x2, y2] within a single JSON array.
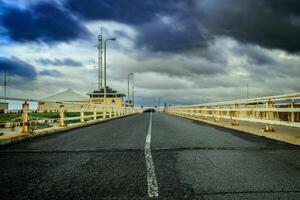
[[0, 94, 300, 199]]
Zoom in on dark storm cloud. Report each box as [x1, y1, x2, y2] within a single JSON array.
[[38, 58, 82, 67], [136, 15, 209, 52], [39, 69, 63, 77], [65, 0, 300, 53], [0, 1, 90, 43], [66, 0, 176, 25], [232, 45, 278, 65], [2, 0, 300, 53], [66, 0, 208, 52], [200, 0, 300, 53], [0, 56, 37, 79]]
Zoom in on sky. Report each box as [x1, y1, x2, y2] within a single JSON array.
[[0, 0, 300, 108]]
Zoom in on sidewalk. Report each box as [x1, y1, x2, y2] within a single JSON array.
[[177, 115, 300, 146]]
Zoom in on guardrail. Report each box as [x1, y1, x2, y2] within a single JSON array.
[[165, 93, 300, 131], [0, 96, 135, 134]]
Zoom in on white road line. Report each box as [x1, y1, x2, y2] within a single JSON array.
[[145, 112, 159, 198]]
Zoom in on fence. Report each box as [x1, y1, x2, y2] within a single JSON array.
[[165, 93, 300, 131], [0, 96, 135, 134]]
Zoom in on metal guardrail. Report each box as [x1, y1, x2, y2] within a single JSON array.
[[165, 93, 300, 131], [0, 96, 136, 134]]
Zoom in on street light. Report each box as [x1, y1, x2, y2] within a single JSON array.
[[131, 75, 135, 108], [128, 72, 133, 107], [0, 58, 7, 99], [132, 85, 134, 108], [97, 33, 103, 90], [103, 37, 116, 104]]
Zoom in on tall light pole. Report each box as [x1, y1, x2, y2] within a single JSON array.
[[131, 74, 135, 107], [158, 97, 161, 107], [128, 72, 133, 106], [103, 37, 116, 104], [1, 58, 7, 100], [132, 85, 135, 108], [4, 60, 6, 99], [97, 29, 103, 90]]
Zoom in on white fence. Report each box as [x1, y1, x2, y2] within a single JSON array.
[[165, 93, 300, 131], [0, 96, 135, 134]]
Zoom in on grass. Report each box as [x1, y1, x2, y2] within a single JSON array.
[[0, 111, 105, 133], [0, 113, 22, 123], [0, 112, 97, 123], [31, 123, 53, 130], [31, 112, 59, 119], [65, 112, 94, 118], [65, 119, 80, 124]]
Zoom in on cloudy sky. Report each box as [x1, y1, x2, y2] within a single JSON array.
[[0, 0, 300, 107]]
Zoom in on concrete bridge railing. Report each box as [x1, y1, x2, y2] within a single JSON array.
[[165, 93, 300, 132]]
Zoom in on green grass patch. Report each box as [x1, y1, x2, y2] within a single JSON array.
[[31, 123, 53, 130], [31, 112, 59, 119], [0, 113, 22, 123], [0, 112, 98, 123], [64, 112, 94, 118], [65, 119, 80, 124]]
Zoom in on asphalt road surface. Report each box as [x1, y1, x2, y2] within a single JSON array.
[[0, 113, 299, 200]]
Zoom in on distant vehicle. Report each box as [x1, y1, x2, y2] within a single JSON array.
[[143, 108, 155, 113]]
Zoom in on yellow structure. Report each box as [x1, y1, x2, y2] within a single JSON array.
[[87, 86, 125, 107], [0, 102, 8, 113], [38, 88, 126, 112], [38, 89, 89, 111]]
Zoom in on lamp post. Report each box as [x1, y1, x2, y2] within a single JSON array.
[[132, 85, 134, 108], [103, 37, 116, 105], [131, 74, 135, 108], [128, 72, 133, 107], [97, 33, 103, 90], [0, 58, 7, 100]]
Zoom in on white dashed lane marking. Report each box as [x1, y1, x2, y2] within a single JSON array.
[[145, 112, 159, 198]]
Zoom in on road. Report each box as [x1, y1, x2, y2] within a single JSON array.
[[0, 112, 299, 200]]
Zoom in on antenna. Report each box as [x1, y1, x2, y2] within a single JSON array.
[[247, 83, 249, 99], [3, 60, 7, 100], [158, 97, 161, 107], [98, 27, 103, 90]]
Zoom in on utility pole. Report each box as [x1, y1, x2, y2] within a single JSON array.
[[128, 73, 133, 107], [128, 74, 130, 106], [131, 74, 134, 108], [3, 60, 7, 99], [158, 97, 161, 107], [132, 85, 134, 108], [103, 37, 116, 104], [247, 83, 249, 99], [97, 28, 103, 90]]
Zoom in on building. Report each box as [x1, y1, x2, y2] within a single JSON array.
[[87, 86, 125, 107], [0, 102, 8, 113], [38, 87, 126, 112], [38, 89, 89, 112]]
